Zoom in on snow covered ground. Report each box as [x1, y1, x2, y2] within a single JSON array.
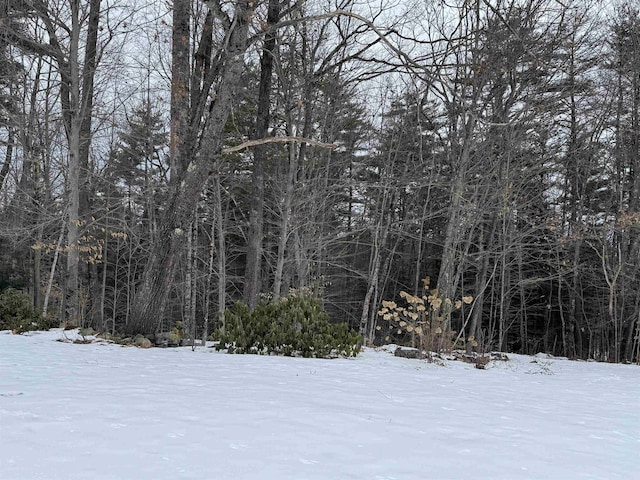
[[0, 329, 638, 480]]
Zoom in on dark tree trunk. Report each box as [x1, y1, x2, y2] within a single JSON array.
[[243, 0, 281, 308], [0, 131, 13, 193], [169, 0, 191, 182], [126, 0, 255, 335], [78, 0, 100, 213], [80, 0, 101, 326]]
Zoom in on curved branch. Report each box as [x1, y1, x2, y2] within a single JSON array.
[[222, 136, 336, 154]]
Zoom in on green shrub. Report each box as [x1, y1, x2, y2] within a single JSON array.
[[0, 288, 51, 333], [214, 294, 360, 358]]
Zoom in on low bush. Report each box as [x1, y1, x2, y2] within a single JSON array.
[[377, 277, 473, 353], [214, 293, 360, 358], [0, 288, 54, 333]]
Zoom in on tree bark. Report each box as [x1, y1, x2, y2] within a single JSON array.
[[48, 0, 101, 326], [215, 175, 227, 333], [127, 0, 256, 335], [0, 131, 13, 193], [170, 0, 191, 182], [243, 0, 280, 307]]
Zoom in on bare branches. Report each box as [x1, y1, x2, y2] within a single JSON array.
[[256, 8, 436, 81]]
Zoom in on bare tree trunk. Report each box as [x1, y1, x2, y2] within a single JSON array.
[[413, 202, 429, 296], [517, 245, 528, 354], [100, 223, 108, 331], [184, 219, 196, 346], [80, 0, 100, 326], [551, 240, 568, 357], [467, 219, 496, 353], [272, 128, 297, 300], [243, 0, 280, 307], [437, 172, 466, 329], [359, 218, 390, 343], [0, 130, 13, 193], [215, 176, 226, 332], [58, 0, 101, 326], [43, 219, 66, 318], [567, 239, 581, 357], [359, 249, 382, 344], [65, 118, 81, 325], [127, 1, 256, 335], [170, 0, 191, 182], [203, 203, 216, 343], [33, 225, 42, 309]]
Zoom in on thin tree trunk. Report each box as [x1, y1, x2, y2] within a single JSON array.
[[0, 130, 13, 193], [437, 173, 465, 329], [272, 127, 297, 300], [518, 244, 527, 354], [567, 240, 581, 357], [359, 218, 390, 343], [215, 175, 226, 333], [413, 202, 429, 296], [100, 223, 108, 331], [467, 218, 496, 353], [184, 220, 195, 346], [33, 225, 42, 310], [43, 218, 66, 319], [203, 205, 216, 343], [359, 249, 382, 344]]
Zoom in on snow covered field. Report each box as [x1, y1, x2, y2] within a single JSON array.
[[0, 329, 638, 480]]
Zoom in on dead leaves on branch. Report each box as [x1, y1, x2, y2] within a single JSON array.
[[377, 277, 474, 352], [31, 228, 127, 264]]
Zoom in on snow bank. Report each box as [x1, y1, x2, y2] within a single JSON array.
[[1, 329, 638, 479]]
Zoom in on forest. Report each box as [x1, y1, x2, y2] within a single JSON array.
[[0, 0, 638, 362]]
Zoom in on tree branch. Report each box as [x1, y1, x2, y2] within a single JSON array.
[[222, 136, 336, 154], [265, 9, 434, 80]]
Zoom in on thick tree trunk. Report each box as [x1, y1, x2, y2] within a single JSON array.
[[63, 3, 82, 324], [170, 0, 191, 182], [79, 0, 101, 327], [126, 1, 255, 335], [64, 120, 81, 326], [243, 0, 280, 307], [59, 0, 101, 326], [78, 0, 100, 211]]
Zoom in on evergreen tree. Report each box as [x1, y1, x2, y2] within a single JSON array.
[[108, 103, 168, 230]]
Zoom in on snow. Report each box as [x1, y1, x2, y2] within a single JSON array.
[[1, 330, 638, 480]]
